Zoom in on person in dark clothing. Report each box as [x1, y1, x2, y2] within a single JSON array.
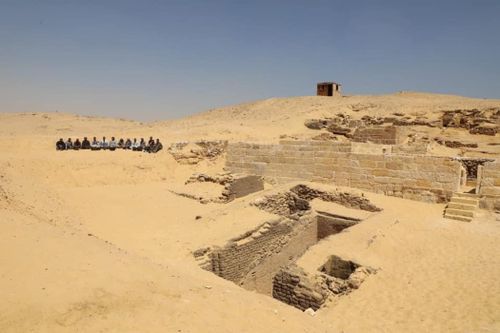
[[151, 138, 163, 153], [118, 138, 124, 149], [73, 138, 82, 150], [56, 138, 66, 150], [65, 138, 73, 150], [139, 138, 146, 151], [81, 137, 91, 149], [125, 138, 132, 149], [145, 138, 154, 153]]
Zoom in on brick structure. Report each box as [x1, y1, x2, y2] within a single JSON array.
[[226, 140, 462, 203], [317, 82, 342, 96]]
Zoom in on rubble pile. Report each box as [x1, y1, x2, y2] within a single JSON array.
[[252, 184, 381, 218], [168, 140, 228, 164], [441, 108, 500, 135], [290, 184, 382, 212]]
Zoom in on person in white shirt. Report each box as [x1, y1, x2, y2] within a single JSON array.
[[90, 136, 101, 150], [109, 136, 117, 151], [131, 138, 140, 151], [101, 136, 109, 150]]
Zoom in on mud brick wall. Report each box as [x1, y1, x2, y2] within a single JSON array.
[[226, 140, 462, 203], [478, 161, 500, 211], [209, 219, 296, 282], [240, 215, 318, 295], [273, 267, 326, 311], [352, 126, 404, 145]]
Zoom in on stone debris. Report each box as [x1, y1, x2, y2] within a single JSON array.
[[289, 184, 382, 212], [168, 140, 228, 165], [304, 308, 316, 316], [251, 185, 381, 219], [441, 108, 500, 135], [311, 133, 338, 141], [184, 172, 264, 203], [434, 138, 478, 149]]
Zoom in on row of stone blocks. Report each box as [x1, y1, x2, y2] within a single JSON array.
[[478, 162, 500, 210], [226, 142, 462, 203]]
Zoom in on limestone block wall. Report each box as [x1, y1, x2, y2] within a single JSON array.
[[225, 174, 264, 200], [478, 161, 500, 211], [226, 141, 462, 203], [352, 126, 405, 145]]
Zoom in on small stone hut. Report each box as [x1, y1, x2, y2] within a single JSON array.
[[317, 82, 342, 96]]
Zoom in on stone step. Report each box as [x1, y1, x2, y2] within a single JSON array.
[[446, 203, 476, 211], [444, 213, 472, 222], [454, 192, 479, 198], [450, 197, 479, 205], [445, 208, 474, 218]]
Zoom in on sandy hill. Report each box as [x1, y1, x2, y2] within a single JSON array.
[[0, 92, 499, 333]]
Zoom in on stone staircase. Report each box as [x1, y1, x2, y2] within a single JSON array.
[[444, 193, 479, 222]]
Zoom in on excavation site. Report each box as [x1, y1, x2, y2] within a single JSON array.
[[193, 184, 379, 312], [1, 92, 500, 333]]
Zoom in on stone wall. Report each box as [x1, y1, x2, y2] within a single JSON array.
[[478, 161, 500, 211], [226, 141, 462, 203], [351, 126, 405, 145], [225, 174, 264, 201]]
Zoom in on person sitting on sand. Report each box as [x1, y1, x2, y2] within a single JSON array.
[[117, 138, 124, 149], [101, 136, 109, 150], [125, 138, 132, 149], [65, 138, 73, 150], [73, 138, 82, 150], [144, 139, 154, 153], [148, 136, 154, 147], [81, 137, 91, 149], [151, 138, 163, 153], [90, 137, 101, 150], [56, 138, 66, 150], [109, 137, 117, 151], [132, 138, 141, 151]]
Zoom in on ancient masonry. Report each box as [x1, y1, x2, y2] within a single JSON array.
[[194, 185, 379, 311], [226, 140, 463, 203], [477, 161, 500, 210]]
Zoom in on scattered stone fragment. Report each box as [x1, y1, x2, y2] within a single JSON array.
[[304, 308, 316, 316]]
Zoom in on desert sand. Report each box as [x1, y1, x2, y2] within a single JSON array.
[[1, 92, 499, 332]]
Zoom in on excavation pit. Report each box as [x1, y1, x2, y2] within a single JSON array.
[[319, 255, 359, 280], [194, 185, 380, 311]]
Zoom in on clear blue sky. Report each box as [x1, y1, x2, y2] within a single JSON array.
[[1, 0, 499, 121]]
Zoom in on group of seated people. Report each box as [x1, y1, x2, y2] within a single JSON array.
[[56, 136, 163, 153]]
